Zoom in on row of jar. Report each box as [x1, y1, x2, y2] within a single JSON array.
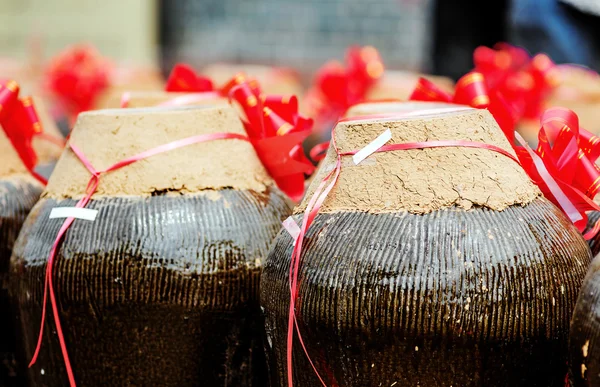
[[1, 98, 600, 386]]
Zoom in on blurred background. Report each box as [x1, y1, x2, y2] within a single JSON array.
[[1, 0, 599, 139], [2, 0, 597, 80]]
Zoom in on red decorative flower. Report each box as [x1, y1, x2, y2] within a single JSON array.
[[229, 81, 315, 201]]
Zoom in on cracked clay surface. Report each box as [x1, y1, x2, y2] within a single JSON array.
[[44, 106, 273, 199], [296, 109, 541, 215]]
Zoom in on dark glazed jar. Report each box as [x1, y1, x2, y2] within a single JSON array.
[[261, 108, 591, 386], [570, 254, 600, 385], [9, 106, 291, 386], [1, 99, 63, 386]]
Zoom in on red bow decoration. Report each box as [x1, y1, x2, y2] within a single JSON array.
[[473, 44, 560, 121], [410, 71, 519, 137], [45, 44, 111, 120], [0, 80, 46, 183], [305, 46, 385, 127], [165, 63, 248, 96], [511, 107, 600, 238], [165, 64, 214, 92], [229, 82, 314, 201]]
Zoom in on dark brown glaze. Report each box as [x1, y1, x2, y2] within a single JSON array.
[[0, 177, 43, 387], [261, 198, 590, 387], [585, 211, 600, 257], [10, 188, 290, 386], [569, 253, 600, 386]]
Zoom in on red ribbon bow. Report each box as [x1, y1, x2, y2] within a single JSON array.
[[165, 63, 248, 96], [45, 44, 111, 120], [473, 44, 560, 121], [410, 71, 519, 138], [409, 71, 600, 237], [165, 63, 215, 92], [0, 80, 46, 184], [512, 107, 600, 238], [229, 81, 315, 201], [305, 46, 385, 127]]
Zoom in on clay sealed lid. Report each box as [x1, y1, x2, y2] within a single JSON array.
[[45, 105, 273, 199], [345, 101, 469, 118], [122, 91, 229, 109], [366, 70, 455, 101], [299, 108, 540, 215]]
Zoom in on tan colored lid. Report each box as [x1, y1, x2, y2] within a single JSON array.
[[345, 101, 468, 118], [122, 91, 229, 109], [202, 63, 303, 96], [298, 108, 540, 215], [366, 70, 455, 101], [44, 105, 273, 199]]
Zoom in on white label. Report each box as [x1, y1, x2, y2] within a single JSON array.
[[282, 216, 301, 241], [353, 129, 392, 165], [49, 207, 99, 221]]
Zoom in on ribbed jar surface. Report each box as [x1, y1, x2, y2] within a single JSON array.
[[262, 197, 590, 386], [0, 176, 43, 387], [10, 188, 290, 386]]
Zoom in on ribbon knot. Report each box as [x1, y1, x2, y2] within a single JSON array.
[[229, 82, 315, 201]]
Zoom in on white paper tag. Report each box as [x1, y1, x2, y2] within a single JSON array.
[[353, 129, 392, 165], [49, 207, 99, 221], [282, 216, 301, 242]]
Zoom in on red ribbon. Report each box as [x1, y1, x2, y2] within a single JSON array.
[[512, 107, 600, 237], [285, 106, 600, 386], [29, 131, 250, 387], [164, 63, 215, 92], [473, 44, 560, 121], [45, 45, 111, 120], [0, 80, 48, 184], [229, 82, 315, 201], [410, 45, 560, 137], [165, 63, 248, 96], [304, 46, 385, 127]]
